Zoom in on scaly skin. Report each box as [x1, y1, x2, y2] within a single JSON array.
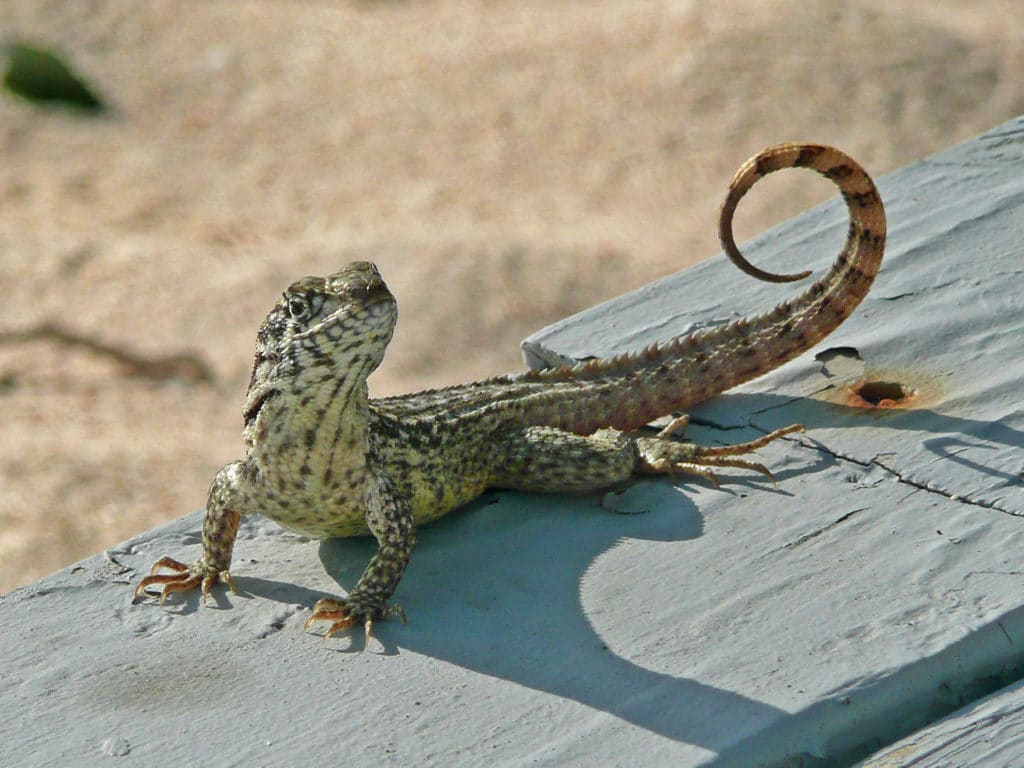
[[134, 143, 886, 643]]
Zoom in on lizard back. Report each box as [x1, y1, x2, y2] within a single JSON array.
[[373, 143, 886, 437]]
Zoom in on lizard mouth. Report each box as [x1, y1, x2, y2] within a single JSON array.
[[243, 388, 278, 424]]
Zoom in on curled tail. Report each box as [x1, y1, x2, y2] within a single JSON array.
[[711, 142, 887, 369], [720, 142, 885, 289], [510, 143, 886, 435]]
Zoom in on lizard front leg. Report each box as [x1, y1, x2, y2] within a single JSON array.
[[304, 472, 416, 643], [133, 461, 245, 604]]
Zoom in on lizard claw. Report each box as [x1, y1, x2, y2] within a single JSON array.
[[133, 556, 234, 605], [638, 423, 804, 486], [304, 595, 406, 645]]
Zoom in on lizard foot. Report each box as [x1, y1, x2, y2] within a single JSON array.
[[132, 556, 236, 605], [304, 594, 407, 645], [637, 423, 805, 487]]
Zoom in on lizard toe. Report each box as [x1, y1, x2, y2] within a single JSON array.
[[133, 557, 229, 605], [636, 423, 802, 486], [305, 594, 404, 645]]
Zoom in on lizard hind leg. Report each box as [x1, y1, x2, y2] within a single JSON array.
[[489, 423, 803, 493], [636, 423, 805, 487], [490, 425, 639, 493]]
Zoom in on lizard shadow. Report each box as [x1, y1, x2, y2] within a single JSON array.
[[732, 390, 1024, 511], [300, 389, 1024, 752], [310, 471, 810, 753], [235, 389, 1018, 754], [711, 390, 1024, 468]]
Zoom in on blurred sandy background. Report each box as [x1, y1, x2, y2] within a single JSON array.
[[1, 0, 1021, 593]]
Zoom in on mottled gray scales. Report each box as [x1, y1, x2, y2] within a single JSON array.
[[134, 143, 886, 643]]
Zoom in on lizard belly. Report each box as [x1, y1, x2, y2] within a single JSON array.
[[254, 469, 487, 535], [253, 487, 371, 539], [400, 466, 491, 525], [376, 431, 497, 525]]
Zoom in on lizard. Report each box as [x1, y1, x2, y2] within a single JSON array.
[[134, 143, 886, 643]]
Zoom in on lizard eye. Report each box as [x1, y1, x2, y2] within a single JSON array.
[[287, 294, 322, 323]]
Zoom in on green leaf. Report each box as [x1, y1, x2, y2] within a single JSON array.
[[3, 43, 105, 112]]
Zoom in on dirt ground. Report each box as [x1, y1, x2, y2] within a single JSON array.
[[1, 0, 1022, 593]]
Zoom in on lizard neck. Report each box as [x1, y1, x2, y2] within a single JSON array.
[[243, 306, 383, 491], [247, 375, 373, 492]]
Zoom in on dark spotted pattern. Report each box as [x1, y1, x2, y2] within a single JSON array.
[[134, 145, 885, 639]]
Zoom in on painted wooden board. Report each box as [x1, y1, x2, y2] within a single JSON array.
[[3, 117, 1023, 767]]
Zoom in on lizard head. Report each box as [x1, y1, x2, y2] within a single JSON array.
[[243, 261, 397, 423]]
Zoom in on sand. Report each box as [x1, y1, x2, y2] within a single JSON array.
[[1, 0, 1021, 592]]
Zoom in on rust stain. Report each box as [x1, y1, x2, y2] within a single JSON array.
[[820, 368, 944, 412], [841, 379, 918, 409]]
